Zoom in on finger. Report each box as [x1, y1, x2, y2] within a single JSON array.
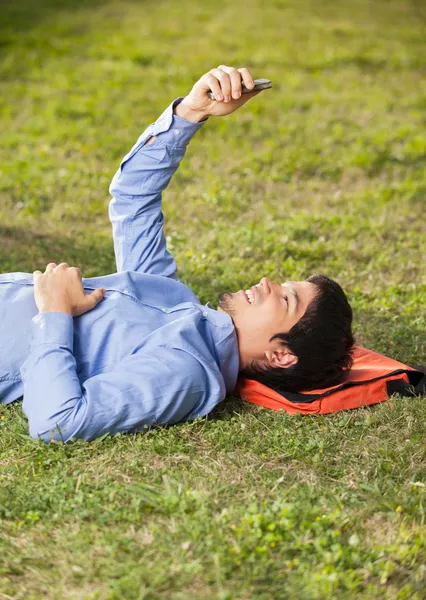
[[237, 67, 255, 91], [202, 74, 224, 101], [70, 266, 82, 279], [86, 288, 106, 309], [45, 262, 57, 272], [33, 270, 42, 279], [56, 262, 69, 270], [209, 68, 231, 101], [218, 65, 243, 99]]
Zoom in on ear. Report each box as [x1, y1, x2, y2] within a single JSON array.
[[264, 348, 298, 369]]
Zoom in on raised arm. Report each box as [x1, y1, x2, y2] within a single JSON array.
[[108, 98, 208, 278], [108, 65, 263, 278]]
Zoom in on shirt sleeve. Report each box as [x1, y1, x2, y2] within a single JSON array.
[[20, 312, 220, 443], [108, 96, 208, 279]]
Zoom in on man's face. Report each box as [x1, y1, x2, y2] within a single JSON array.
[[217, 277, 318, 368]]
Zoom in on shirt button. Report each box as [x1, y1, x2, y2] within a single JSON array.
[[123, 288, 129, 294], [203, 311, 208, 317], [174, 129, 181, 135]]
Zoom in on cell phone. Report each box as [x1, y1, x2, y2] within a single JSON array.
[[207, 78, 272, 100]]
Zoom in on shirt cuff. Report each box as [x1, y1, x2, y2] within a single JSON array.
[[151, 97, 208, 147], [29, 312, 74, 352]]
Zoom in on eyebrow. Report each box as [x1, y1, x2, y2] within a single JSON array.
[[290, 286, 299, 311]]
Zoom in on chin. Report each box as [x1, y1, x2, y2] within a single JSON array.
[[217, 292, 236, 317]]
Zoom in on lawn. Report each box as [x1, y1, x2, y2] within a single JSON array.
[[0, 0, 425, 598]]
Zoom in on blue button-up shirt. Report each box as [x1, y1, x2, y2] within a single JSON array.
[[0, 97, 240, 442]]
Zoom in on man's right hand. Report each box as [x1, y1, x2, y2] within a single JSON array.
[[178, 65, 266, 120]]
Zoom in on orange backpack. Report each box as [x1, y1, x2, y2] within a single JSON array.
[[235, 346, 425, 415]]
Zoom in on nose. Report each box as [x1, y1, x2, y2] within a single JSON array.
[[260, 277, 271, 293]]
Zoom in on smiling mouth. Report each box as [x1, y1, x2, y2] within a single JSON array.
[[243, 290, 252, 304], [242, 284, 261, 304]]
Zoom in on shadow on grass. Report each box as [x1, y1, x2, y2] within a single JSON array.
[[0, 0, 105, 35], [0, 224, 116, 275], [208, 395, 260, 423], [0, 0, 161, 82], [0, 0, 158, 37]]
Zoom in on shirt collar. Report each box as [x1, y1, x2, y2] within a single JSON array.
[[203, 302, 240, 394]]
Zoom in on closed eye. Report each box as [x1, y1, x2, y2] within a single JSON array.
[[282, 295, 289, 304]]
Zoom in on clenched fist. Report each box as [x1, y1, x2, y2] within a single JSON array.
[[178, 65, 267, 120], [33, 262, 106, 317]]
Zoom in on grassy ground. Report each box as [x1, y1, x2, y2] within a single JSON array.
[[1, 0, 425, 598]]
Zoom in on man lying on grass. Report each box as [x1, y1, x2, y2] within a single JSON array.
[[0, 65, 354, 442]]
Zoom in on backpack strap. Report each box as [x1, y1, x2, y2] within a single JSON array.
[[392, 365, 426, 397], [284, 368, 425, 404]]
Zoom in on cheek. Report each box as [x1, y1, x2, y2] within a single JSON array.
[[249, 305, 281, 335]]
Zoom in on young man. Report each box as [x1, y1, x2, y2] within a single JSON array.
[[0, 65, 354, 443]]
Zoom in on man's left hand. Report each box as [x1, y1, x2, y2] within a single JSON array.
[[33, 262, 106, 317]]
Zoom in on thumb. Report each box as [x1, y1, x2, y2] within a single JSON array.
[[86, 288, 106, 309]]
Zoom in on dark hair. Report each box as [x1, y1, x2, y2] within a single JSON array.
[[239, 274, 355, 393]]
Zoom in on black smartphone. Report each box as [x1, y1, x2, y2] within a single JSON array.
[[207, 78, 272, 100]]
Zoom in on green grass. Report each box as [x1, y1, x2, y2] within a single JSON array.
[[1, 0, 425, 597]]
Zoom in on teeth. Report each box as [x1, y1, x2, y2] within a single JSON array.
[[245, 289, 254, 304]]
